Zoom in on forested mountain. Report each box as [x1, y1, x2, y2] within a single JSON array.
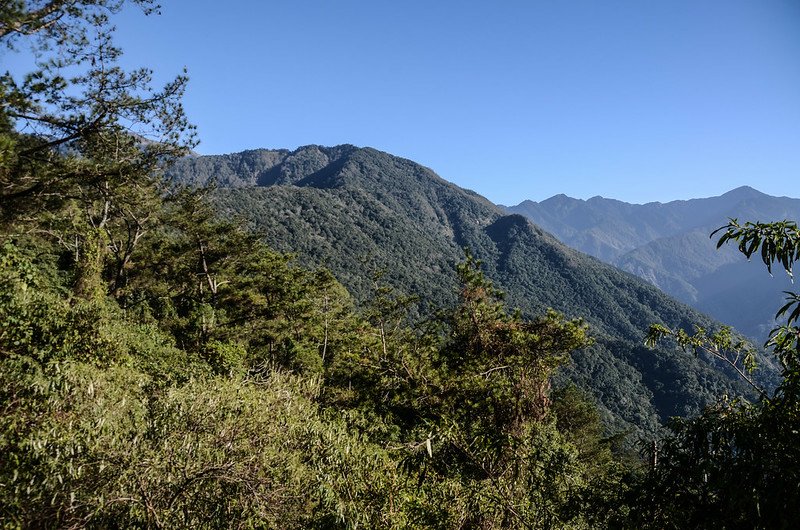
[[6, 2, 800, 527], [167, 145, 767, 437], [507, 187, 800, 339]]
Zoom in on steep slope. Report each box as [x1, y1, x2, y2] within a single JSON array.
[[508, 188, 800, 340], [168, 146, 762, 437]]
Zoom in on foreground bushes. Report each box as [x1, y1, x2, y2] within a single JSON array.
[[0, 356, 407, 528], [0, 239, 624, 528]]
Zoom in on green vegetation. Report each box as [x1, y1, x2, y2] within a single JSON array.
[[631, 219, 800, 528], [172, 145, 765, 437], [1, 4, 624, 527], [0, 228, 627, 527], [3, 2, 798, 528]]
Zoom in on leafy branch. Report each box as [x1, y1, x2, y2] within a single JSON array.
[[645, 324, 766, 399], [712, 218, 800, 397], [712, 218, 800, 279]]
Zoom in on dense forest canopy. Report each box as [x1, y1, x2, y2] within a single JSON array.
[[2, 2, 799, 528], [169, 144, 776, 436]]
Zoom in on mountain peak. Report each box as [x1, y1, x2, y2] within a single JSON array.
[[548, 193, 575, 201], [292, 143, 359, 158], [485, 213, 531, 241], [720, 185, 766, 201], [540, 193, 582, 208]]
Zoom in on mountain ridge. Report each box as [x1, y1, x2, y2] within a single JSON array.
[[507, 187, 800, 340], [167, 144, 772, 436]]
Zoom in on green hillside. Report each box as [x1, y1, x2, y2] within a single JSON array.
[[168, 145, 763, 436]]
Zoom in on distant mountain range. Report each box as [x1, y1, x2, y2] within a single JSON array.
[[506, 187, 800, 341], [167, 145, 769, 437]]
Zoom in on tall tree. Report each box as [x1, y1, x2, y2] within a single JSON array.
[[1, 0, 195, 300]]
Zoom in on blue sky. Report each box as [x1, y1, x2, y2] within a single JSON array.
[[6, 0, 800, 204]]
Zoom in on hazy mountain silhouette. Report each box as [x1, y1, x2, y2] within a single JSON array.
[[507, 186, 800, 340]]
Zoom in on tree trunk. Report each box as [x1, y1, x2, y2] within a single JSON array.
[[72, 229, 106, 302]]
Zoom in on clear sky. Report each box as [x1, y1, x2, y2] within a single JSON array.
[[6, 0, 800, 205]]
